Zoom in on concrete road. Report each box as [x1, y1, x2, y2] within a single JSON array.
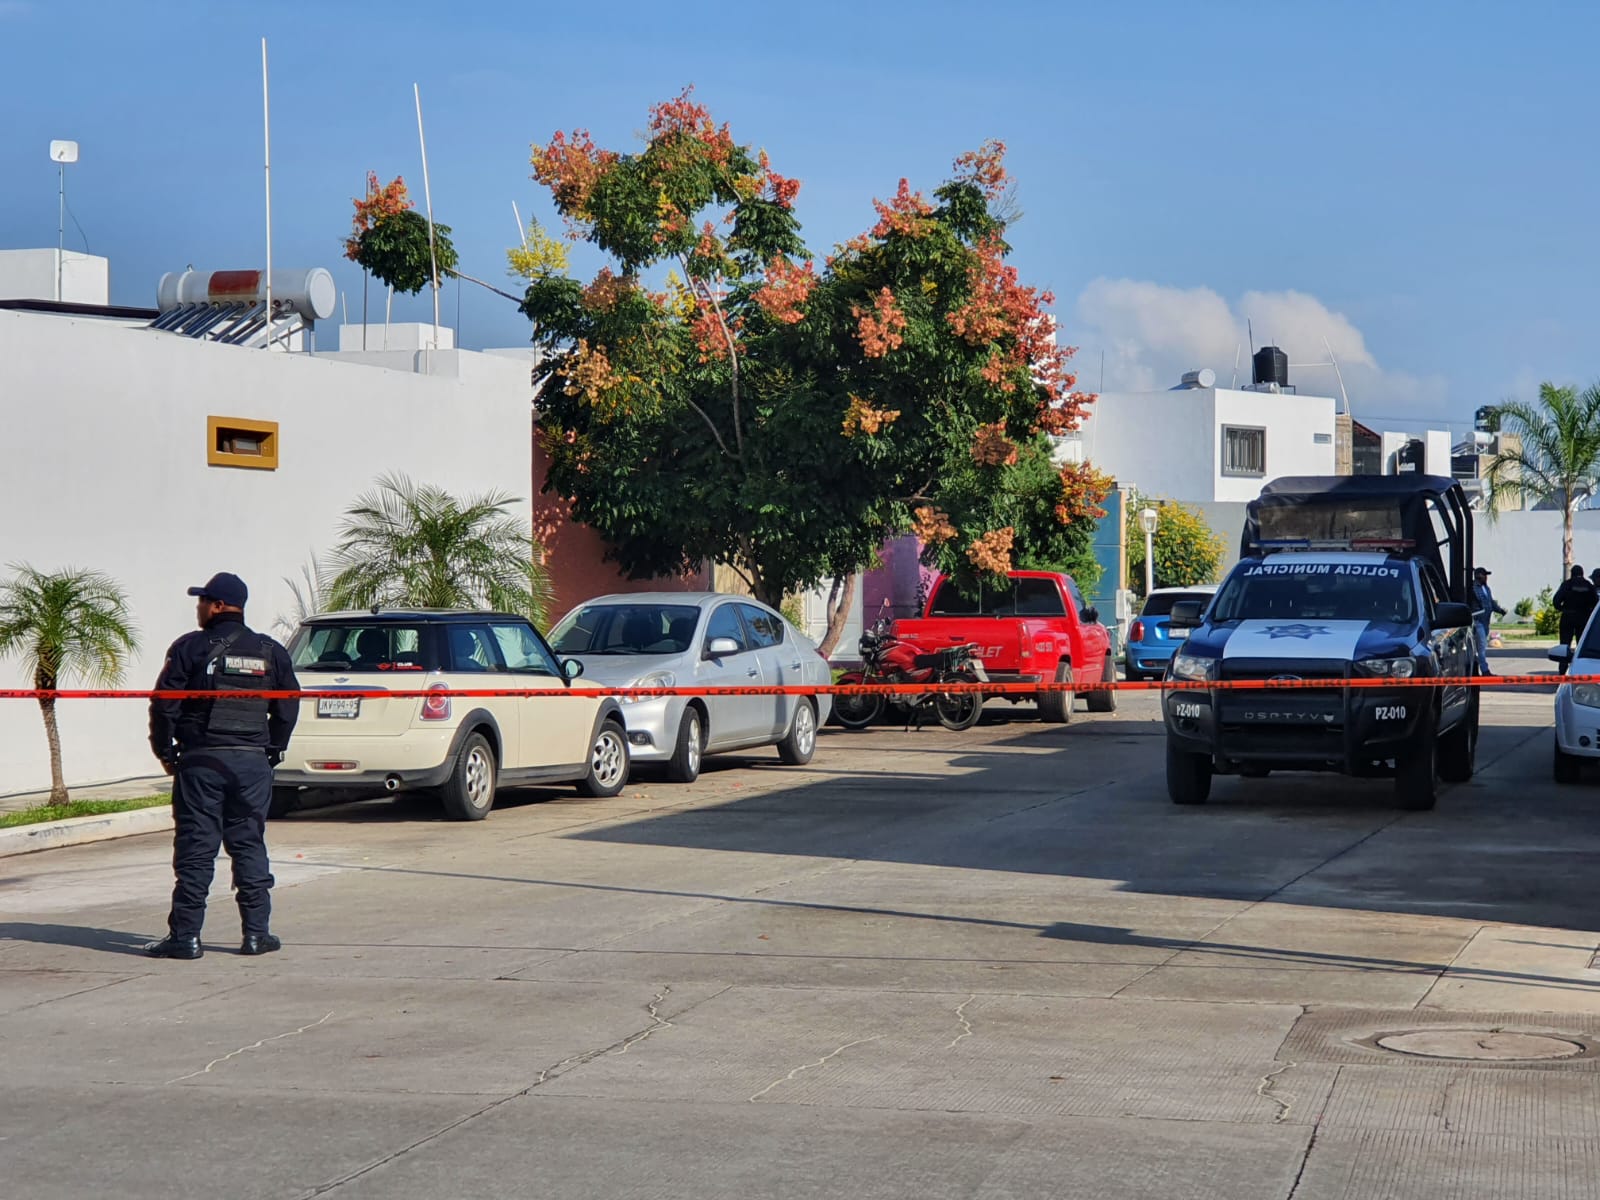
[[3, 657, 1599, 1198]]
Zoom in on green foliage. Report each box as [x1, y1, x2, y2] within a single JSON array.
[[1124, 495, 1225, 595], [0, 795, 168, 829], [526, 102, 1096, 607], [779, 594, 806, 630], [350, 210, 460, 295], [1484, 381, 1600, 572], [1514, 596, 1534, 620], [324, 473, 554, 626], [1534, 585, 1560, 636], [0, 564, 139, 804]]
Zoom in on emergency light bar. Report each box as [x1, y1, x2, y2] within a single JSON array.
[[1251, 538, 1418, 553]]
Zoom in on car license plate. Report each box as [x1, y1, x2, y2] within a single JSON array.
[[317, 696, 361, 719]]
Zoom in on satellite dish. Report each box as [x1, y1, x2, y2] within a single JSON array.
[[49, 140, 78, 163]]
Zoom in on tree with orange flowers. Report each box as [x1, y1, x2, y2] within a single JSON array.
[[522, 91, 1106, 648], [345, 172, 459, 296]]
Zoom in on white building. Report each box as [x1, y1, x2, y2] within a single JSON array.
[[0, 251, 533, 794], [1071, 371, 1338, 502]]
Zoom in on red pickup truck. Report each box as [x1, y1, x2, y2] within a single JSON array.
[[891, 571, 1115, 722]]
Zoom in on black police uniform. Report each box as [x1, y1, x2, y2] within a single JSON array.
[[148, 613, 299, 949]]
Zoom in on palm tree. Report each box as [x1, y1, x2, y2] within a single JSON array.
[[324, 473, 554, 625], [273, 556, 331, 642], [1484, 382, 1600, 572], [0, 566, 139, 805]]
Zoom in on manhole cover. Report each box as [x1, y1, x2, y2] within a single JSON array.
[[1376, 1031, 1585, 1061]]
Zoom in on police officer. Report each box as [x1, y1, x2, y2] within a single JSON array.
[[146, 573, 299, 959]]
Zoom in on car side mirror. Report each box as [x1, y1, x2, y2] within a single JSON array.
[[706, 637, 740, 659], [561, 658, 584, 680], [1168, 600, 1204, 629], [1549, 645, 1573, 664], [1080, 607, 1100, 625], [1432, 602, 1472, 630]]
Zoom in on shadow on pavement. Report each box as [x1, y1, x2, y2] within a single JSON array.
[[0, 922, 153, 955]]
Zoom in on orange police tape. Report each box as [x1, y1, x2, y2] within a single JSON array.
[[0, 673, 1585, 703]]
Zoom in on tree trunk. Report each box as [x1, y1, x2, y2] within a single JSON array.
[[1565, 493, 1576, 575], [37, 694, 68, 806], [815, 573, 858, 660]]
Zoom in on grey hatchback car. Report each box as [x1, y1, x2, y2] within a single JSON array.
[[548, 593, 833, 782]]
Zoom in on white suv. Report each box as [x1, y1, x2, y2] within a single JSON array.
[[273, 610, 628, 820]]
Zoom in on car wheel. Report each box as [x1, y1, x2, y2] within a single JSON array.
[[268, 786, 300, 819], [667, 707, 704, 783], [1438, 696, 1479, 784], [1037, 663, 1073, 724], [1167, 740, 1211, 804], [441, 732, 497, 821], [1554, 738, 1582, 784], [579, 719, 630, 797], [777, 699, 818, 765], [1395, 719, 1438, 810], [1086, 652, 1117, 713]]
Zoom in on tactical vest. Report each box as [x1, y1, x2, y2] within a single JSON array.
[[203, 627, 275, 738]]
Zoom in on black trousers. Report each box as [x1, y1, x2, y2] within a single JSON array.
[[167, 749, 275, 938]]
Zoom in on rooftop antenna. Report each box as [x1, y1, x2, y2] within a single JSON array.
[[513, 200, 528, 249], [262, 38, 275, 349], [1231, 343, 1241, 389], [413, 82, 441, 353], [48, 139, 78, 302], [1323, 336, 1350, 416], [1247, 318, 1255, 355]]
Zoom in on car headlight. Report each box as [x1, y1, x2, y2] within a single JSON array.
[[1356, 657, 1417, 678], [624, 671, 675, 702], [1169, 653, 1216, 682], [1572, 683, 1600, 708]]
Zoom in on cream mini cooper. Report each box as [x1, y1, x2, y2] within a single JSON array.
[[273, 610, 627, 820]]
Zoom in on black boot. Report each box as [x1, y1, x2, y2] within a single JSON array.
[[145, 934, 202, 959], [240, 933, 281, 956]]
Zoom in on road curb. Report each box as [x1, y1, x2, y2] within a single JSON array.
[[0, 805, 173, 858]]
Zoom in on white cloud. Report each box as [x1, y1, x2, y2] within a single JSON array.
[[1073, 278, 1451, 425]]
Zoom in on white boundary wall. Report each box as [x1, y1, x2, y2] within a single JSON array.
[[0, 310, 531, 793]]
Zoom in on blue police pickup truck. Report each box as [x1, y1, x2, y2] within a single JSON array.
[[1162, 475, 1480, 811]]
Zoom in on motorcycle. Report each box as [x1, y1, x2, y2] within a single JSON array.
[[833, 618, 988, 731]]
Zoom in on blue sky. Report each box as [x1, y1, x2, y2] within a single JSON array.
[[1, 0, 1594, 432]]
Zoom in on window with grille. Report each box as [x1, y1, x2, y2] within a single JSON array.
[[1221, 425, 1266, 477]]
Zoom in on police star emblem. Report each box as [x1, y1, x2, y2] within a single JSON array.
[[1264, 623, 1331, 639]]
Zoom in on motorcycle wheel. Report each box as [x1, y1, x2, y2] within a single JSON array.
[[834, 690, 886, 730], [933, 681, 983, 731]]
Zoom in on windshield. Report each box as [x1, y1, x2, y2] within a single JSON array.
[[289, 623, 435, 672], [1209, 561, 1416, 625], [928, 577, 1067, 618], [1141, 591, 1214, 618], [550, 604, 702, 655]]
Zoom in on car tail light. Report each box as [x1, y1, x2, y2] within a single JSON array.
[[421, 683, 452, 721], [309, 761, 359, 771], [1130, 620, 1145, 643]]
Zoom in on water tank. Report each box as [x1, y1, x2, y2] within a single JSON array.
[[156, 268, 336, 320], [1396, 438, 1427, 474], [1252, 345, 1289, 390], [1178, 368, 1217, 389]]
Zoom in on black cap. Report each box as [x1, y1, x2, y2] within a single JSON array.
[[187, 572, 248, 607], [1474, 566, 1490, 576]]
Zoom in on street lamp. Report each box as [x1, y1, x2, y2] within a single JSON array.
[[49, 139, 78, 302], [1140, 507, 1158, 598]]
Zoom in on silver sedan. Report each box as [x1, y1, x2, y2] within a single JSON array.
[[547, 593, 833, 783]]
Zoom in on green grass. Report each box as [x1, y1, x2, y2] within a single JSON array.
[[0, 795, 170, 830]]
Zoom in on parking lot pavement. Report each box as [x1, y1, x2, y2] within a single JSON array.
[[4, 666, 1600, 1199]]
